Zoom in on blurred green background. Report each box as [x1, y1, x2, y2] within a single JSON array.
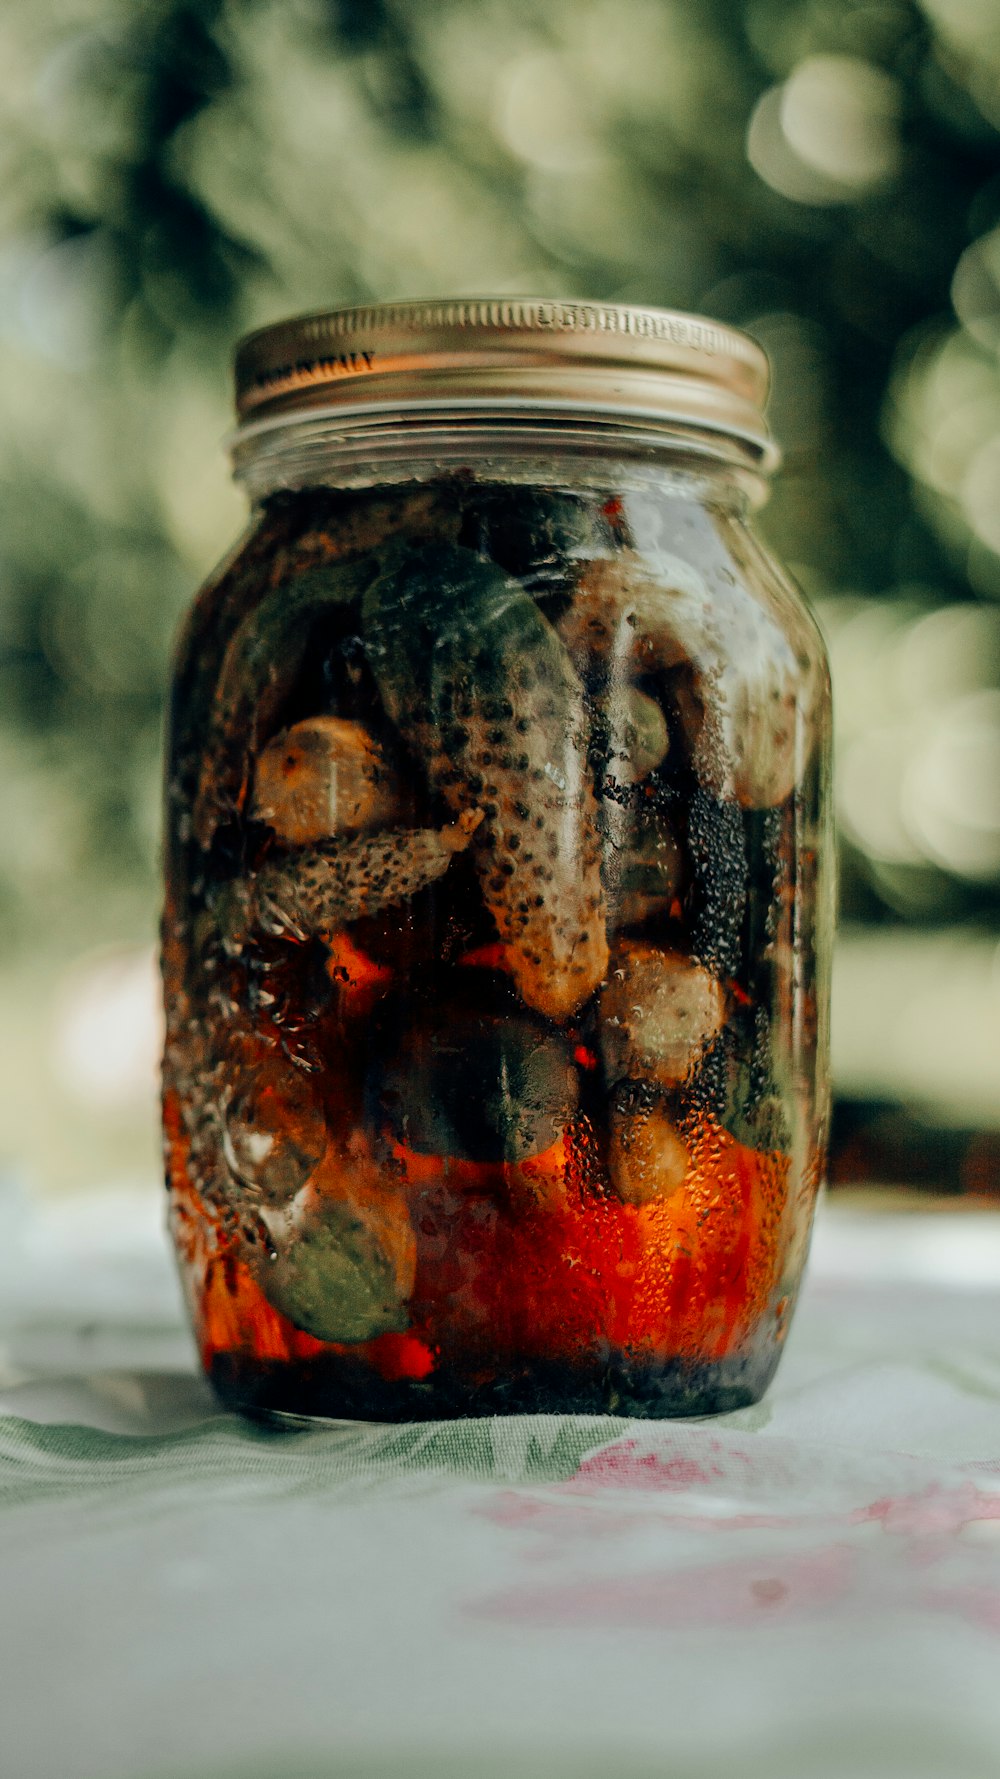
[[2, 0, 1000, 1196]]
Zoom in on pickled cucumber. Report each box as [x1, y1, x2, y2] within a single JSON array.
[[560, 553, 805, 810], [468, 487, 616, 594], [218, 810, 481, 948], [607, 1084, 689, 1205], [362, 540, 608, 1021], [262, 1200, 413, 1343], [252, 716, 402, 845], [374, 1012, 579, 1163], [222, 1057, 327, 1205], [600, 940, 726, 1088], [194, 557, 377, 849]]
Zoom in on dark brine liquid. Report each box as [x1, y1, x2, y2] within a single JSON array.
[[162, 473, 826, 1419]]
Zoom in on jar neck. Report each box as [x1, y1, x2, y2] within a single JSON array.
[[230, 407, 771, 512]]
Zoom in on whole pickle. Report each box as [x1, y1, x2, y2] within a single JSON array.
[[194, 557, 377, 850], [222, 1056, 327, 1205], [605, 685, 670, 788], [261, 1191, 415, 1343], [468, 487, 616, 595], [252, 716, 402, 845], [362, 540, 608, 1021], [721, 1011, 793, 1155], [607, 1084, 690, 1205], [559, 553, 806, 810], [374, 1011, 579, 1164], [600, 940, 726, 1088], [216, 809, 481, 949]]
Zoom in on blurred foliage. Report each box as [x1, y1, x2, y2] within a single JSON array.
[[2, 0, 1000, 956]]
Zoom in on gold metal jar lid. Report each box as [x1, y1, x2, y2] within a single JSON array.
[[234, 298, 775, 464]]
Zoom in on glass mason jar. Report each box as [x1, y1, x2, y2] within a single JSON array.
[[162, 299, 833, 1422]]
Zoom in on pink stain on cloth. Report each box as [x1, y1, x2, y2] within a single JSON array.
[[566, 1446, 727, 1491], [465, 1429, 1000, 1634], [472, 1543, 856, 1629]]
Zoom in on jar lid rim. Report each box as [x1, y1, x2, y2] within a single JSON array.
[[233, 297, 773, 456]]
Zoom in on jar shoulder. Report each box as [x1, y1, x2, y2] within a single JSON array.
[[618, 482, 829, 681]]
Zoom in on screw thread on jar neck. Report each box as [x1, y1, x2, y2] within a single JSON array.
[[230, 408, 771, 510]]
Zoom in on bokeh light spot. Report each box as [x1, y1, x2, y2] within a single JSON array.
[[748, 55, 901, 205], [781, 55, 901, 189], [952, 226, 1000, 354]]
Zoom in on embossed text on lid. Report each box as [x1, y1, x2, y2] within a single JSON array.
[[233, 297, 774, 461]]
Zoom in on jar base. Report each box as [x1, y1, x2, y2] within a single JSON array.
[[208, 1342, 783, 1424]]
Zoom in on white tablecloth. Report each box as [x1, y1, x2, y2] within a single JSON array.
[[2, 1184, 1000, 1779]]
